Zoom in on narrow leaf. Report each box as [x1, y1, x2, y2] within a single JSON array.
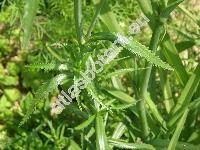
[[124, 38, 173, 70], [109, 138, 155, 150], [96, 113, 108, 150], [162, 34, 189, 86], [167, 109, 189, 150], [68, 140, 82, 150], [145, 92, 167, 130], [168, 64, 200, 127], [75, 115, 96, 130], [106, 90, 136, 104], [150, 139, 199, 150], [160, 0, 184, 19], [112, 122, 126, 139]]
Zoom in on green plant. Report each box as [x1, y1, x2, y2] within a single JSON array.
[[0, 0, 199, 149]]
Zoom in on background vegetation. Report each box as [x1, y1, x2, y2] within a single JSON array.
[[0, 0, 199, 149]]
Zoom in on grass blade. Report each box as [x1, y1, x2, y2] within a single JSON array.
[[162, 34, 189, 86], [167, 109, 189, 150], [145, 92, 167, 129], [171, 63, 200, 115], [150, 139, 199, 150], [75, 115, 96, 130], [159, 68, 174, 113], [106, 90, 136, 104], [160, 0, 184, 20], [86, 0, 106, 38], [108, 138, 155, 150], [68, 139, 82, 150], [112, 122, 126, 139], [168, 64, 200, 127]]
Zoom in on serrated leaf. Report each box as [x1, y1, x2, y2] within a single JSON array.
[[19, 74, 67, 126], [123, 38, 173, 70], [89, 32, 173, 71], [87, 85, 108, 110]]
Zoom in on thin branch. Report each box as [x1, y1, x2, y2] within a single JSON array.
[[138, 24, 164, 139]]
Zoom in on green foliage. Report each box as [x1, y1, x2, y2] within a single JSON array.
[[0, 0, 199, 149], [90, 32, 173, 70], [19, 74, 67, 126], [125, 39, 173, 70]]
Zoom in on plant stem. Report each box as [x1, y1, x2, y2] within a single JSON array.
[[138, 24, 164, 139], [74, 0, 83, 44], [86, 0, 106, 39]]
